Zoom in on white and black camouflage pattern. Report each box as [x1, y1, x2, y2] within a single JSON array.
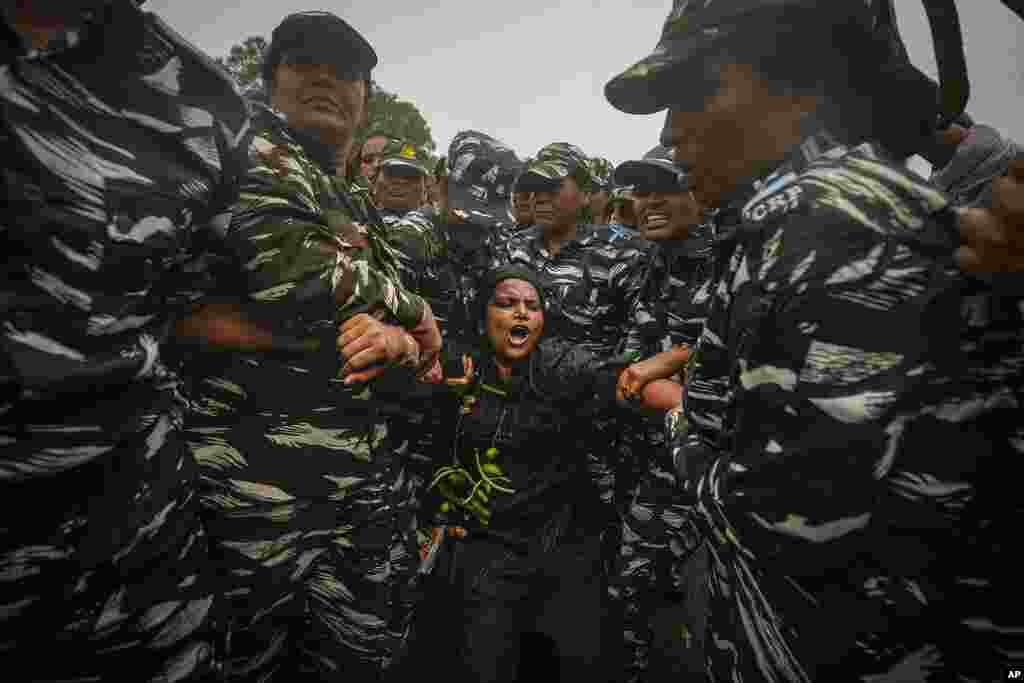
[[1, 4, 250, 680], [676, 132, 1023, 681]]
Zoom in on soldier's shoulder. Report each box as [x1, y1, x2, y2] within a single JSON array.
[[242, 104, 322, 180], [740, 144, 957, 286], [394, 210, 435, 233], [146, 13, 250, 133], [744, 144, 948, 231], [245, 103, 294, 147]]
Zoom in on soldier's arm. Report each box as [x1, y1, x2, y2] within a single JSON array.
[[626, 243, 668, 358], [227, 132, 427, 330], [538, 338, 680, 413], [387, 210, 443, 268], [616, 240, 657, 359], [2, 107, 247, 400]]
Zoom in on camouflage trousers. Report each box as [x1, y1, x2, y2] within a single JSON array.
[[1, 387, 219, 682], [188, 372, 421, 681], [587, 414, 650, 580], [211, 518, 420, 682], [608, 417, 708, 683]]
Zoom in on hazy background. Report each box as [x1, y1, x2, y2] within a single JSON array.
[[148, 0, 1024, 167]]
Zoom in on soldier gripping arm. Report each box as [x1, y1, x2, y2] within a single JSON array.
[[182, 117, 441, 380], [230, 129, 427, 328], [614, 237, 657, 359]]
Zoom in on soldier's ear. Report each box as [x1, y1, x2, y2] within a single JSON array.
[[355, 79, 371, 129]]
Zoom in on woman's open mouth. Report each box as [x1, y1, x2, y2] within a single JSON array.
[[507, 325, 532, 348]]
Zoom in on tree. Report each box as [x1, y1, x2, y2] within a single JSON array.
[[216, 37, 437, 161], [356, 83, 436, 160], [215, 36, 267, 95]]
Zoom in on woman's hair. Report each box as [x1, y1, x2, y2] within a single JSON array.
[[720, 7, 937, 160]]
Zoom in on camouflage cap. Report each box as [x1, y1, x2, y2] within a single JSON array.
[[608, 185, 635, 206], [516, 142, 594, 192], [446, 130, 523, 227], [614, 144, 688, 191], [263, 11, 377, 85], [604, 0, 874, 115], [378, 138, 429, 176], [589, 157, 615, 192]]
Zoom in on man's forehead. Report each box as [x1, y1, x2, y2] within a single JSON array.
[[363, 136, 388, 152]]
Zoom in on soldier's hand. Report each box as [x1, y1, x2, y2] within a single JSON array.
[[175, 303, 277, 351], [337, 314, 420, 384], [417, 358, 443, 384], [617, 346, 689, 403], [956, 157, 1024, 273], [620, 378, 683, 414], [407, 303, 443, 376]]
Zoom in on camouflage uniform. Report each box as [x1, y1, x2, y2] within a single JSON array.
[[670, 133, 1022, 681], [0, 4, 248, 680], [373, 143, 459, 567], [604, 1, 1024, 677], [372, 137, 450, 332], [185, 102, 429, 680], [614, 224, 716, 681], [442, 130, 526, 340], [378, 209, 450, 336]]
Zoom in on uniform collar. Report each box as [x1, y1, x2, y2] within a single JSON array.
[[379, 208, 410, 221], [715, 127, 847, 213], [255, 102, 339, 175]]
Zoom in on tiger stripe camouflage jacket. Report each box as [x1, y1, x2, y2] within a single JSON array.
[[186, 102, 431, 677], [674, 135, 1022, 682], [0, 4, 250, 680]]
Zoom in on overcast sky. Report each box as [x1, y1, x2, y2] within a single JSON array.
[[147, 0, 1024, 167]]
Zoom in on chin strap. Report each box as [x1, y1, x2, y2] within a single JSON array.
[[1000, 0, 1024, 20], [869, 0, 969, 131]]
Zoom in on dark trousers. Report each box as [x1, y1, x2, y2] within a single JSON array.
[[446, 533, 615, 683]]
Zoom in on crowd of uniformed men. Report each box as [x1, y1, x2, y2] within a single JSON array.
[[2, 1, 1024, 681]]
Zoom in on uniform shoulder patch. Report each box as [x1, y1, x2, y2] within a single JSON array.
[[742, 183, 804, 223]]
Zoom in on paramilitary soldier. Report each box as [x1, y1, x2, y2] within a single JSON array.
[[1, 1, 249, 680], [608, 148, 715, 681], [606, 0, 1022, 680], [181, 11, 443, 681], [368, 138, 450, 334]]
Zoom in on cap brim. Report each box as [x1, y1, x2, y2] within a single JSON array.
[[614, 159, 683, 187], [381, 159, 428, 175], [514, 172, 562, 194], [604, 32, 720, 115]]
